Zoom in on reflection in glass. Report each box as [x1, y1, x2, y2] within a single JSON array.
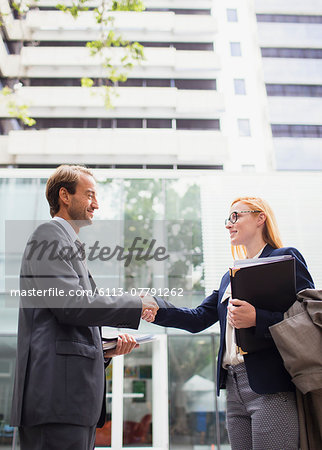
[[95, 365, 112, 447], [168, 335, 229, 449], [123, 344, 153, 447], [0, 176, 212, 449], [0, 336, 16, 449]]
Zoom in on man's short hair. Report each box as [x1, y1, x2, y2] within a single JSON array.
[[46, 165, 94, 217]]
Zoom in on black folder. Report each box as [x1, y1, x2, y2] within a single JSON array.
[[229, 256, 296, 354]]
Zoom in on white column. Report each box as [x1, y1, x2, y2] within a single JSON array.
[[152, 334, 169, 449], [111, 355, 124, 448]]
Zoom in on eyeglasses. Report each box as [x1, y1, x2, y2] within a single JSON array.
[[225, 210, 261, 226]]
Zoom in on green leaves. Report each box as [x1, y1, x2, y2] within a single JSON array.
[[112, 0, 145, 12], [81, 77, 94, 88], [1, 87, 13, 96], [86, 40, 105, 54], [3, 0, 145, 121], [0, 86, 36, 126], [8, 0, 31, 16], [81, 1, 145, 107], [56, 0, 89, 18]]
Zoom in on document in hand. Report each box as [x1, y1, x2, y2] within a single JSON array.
[[229, 255, 296, 354], [102, 334, 157, 351]]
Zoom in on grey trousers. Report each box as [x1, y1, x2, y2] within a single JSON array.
[[19, 423, 96, 450], [226, 363, 299, 450]]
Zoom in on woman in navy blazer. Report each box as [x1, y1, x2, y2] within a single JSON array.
[[143, 196, 315, 450]]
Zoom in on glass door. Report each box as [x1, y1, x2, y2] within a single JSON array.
[[97, 335, 168, 450], [123, 341, 153, 447]]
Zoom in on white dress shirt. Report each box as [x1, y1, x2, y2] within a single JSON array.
[[52, 216, 79, 242]]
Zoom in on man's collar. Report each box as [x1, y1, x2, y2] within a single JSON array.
[[52, 216, 79, 243]]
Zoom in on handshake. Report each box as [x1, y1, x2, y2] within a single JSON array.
[[103, 295, 158, 359], [140, 294, 159, 323]]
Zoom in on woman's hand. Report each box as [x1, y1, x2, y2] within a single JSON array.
[[103, 334, 139, 359], [141, 308, 157, 322], [227, 299, 256, 329], [141, 294, 159, 322]]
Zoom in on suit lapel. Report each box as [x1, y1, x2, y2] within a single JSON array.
[[52, 220, 91, 287], [259, 243, 274, 258]]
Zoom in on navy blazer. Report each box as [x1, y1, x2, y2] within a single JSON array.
[[154, 245, 315, 395]]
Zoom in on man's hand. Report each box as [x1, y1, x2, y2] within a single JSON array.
[[141, 294, 159, 322], [227, 299, 256, 329], [103, 334, 139, 359]]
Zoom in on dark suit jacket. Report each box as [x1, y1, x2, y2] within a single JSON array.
[[154, 244, 315, 395], [10, 220, 142, 427]]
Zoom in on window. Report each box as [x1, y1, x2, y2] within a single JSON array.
[[147, 119, 172, 128], [271, 124, 322, 138], [2, 39, 21, 54], [123, 346, 154, 447], [238, 119, 251, 136], [175, 79, 217, 90], [118, 79, 143, 87], [176, 119, 220, 130], [28, 118, 112, 129], [266, 84, 322, 97], [234, 79, 246, 95], [141, 42, 171, 48], [230, 42, 242, 57], [227, 9, 238, 22], [146, 79, 171, 87], [142, 42, 214, 51], [168, 335, 229, 448], [256, 14, 322, 24], [35, 41, 88, 47], [145, 8, 211, 15], [117, 119, 143, 128], [28, 78, 153, 87], [0, 336, 16, 448], [175, 42, 214, 51], [28, 78, 81, 87], [261, 48, 322, 59], [172, 9, 211, 15], [177, 164, 223, 170], [0, 119, 21, 135], [2, 40, 10, 55]]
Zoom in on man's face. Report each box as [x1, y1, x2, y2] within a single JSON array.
[[68, 174, 99, 227]]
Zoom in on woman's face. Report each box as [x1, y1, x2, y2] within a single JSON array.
[[225, 201, 263, 247]]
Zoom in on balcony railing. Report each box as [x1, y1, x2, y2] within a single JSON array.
[[2, 128, 227, 166], [0, 87, 225, 118]]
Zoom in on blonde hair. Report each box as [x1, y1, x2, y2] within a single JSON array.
[[230, 196, 283, 259], [46, 165, 94, 217]]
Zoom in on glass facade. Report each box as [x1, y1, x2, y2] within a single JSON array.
[[271, 124, 322, 138], [168, 335, 229, 449], [123, 344, 153, 447], [0, 336, 16, 448], [256, 14, 322, 24], [266, 84, 322, 97], [0, 174, 228, 449], [261, 48, 322, 59]]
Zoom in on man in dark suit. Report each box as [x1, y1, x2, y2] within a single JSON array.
[[10, 165, 158, 450]]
